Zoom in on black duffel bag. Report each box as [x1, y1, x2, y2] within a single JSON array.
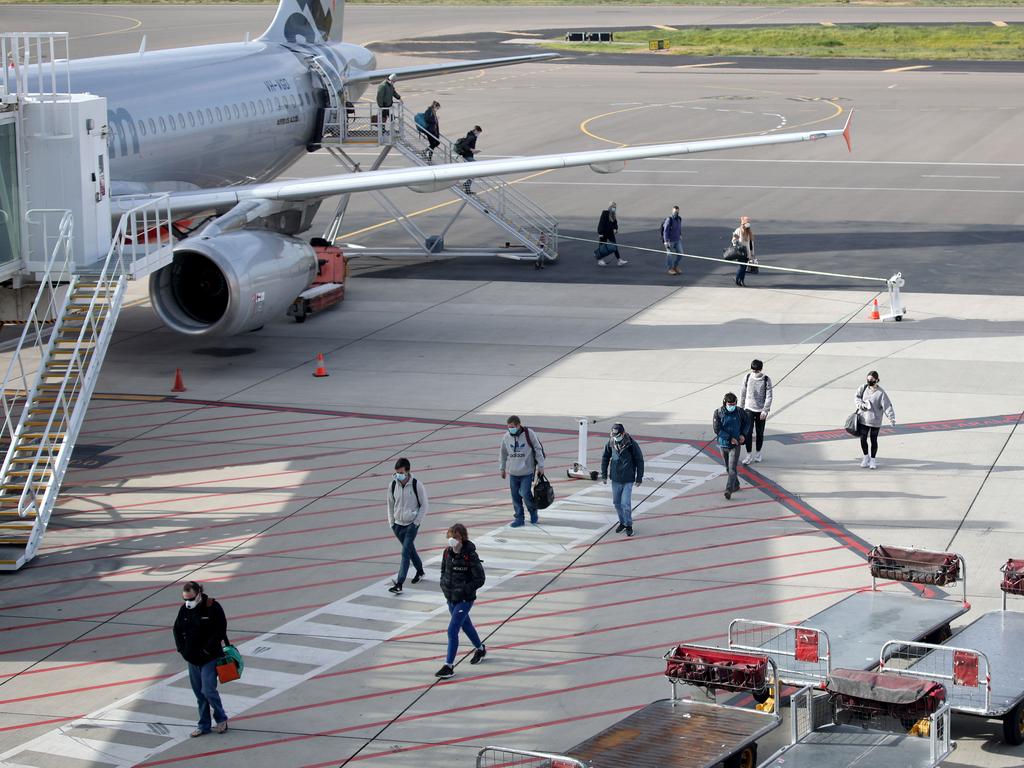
[[533, 473, 555, 510]]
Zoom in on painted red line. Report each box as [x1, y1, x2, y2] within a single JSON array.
[[79, 410, 334, 438], [80, 404, 209, 427], [0, 714, 83, 732], [0, 674, 169, 705]]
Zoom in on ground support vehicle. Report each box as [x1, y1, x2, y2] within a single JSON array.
[[880, 558, 1024, 745], [476, 644, 782, 768], [728, 546, 969, 690]]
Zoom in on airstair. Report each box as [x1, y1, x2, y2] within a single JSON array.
[[318, 98, 558, 262], [0, 200, 172, 570]]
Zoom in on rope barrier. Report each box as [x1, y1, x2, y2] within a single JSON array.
[[558, 233, 891, 284]]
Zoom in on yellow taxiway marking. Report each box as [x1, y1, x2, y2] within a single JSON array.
[[653, 25, 677, 31], [820, 21, 836, 27], [992, 20, 1008, 26], [495, 30, 543, 37], [883, 64, 932, 72], [674, 61, 736, 69]]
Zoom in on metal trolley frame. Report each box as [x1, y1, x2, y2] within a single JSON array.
[[761, 684, 956, 768], [476, 644, 782, 768], [728, 547, 969, 689]]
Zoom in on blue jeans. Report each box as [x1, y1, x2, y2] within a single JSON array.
[[721, 445, 741, 493], [509, 473, 537, 522], [446, 600, 483, 665], [736, 262, 748, 284], [665, 239, 683, 269], [611, 480, 634, 526], [392, 522, 423, 586], [188, 659, 227, 732]]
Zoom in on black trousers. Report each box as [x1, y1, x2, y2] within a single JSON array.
[[744, 409, 765, 452], [858, 423, 880, 457]]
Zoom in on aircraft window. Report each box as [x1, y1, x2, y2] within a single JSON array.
[[215, 107, 222, 122], [148, 118, 157, 134], [249, 100, 256, 115], [241, 102, 248, 117], [178, 113, 185, 129], [159, 116, 166, 132], [138, 120, 146, 137], [198, 110, 205, 126], [259, 100, 265, 115], [232, 103, 240, 119], [205, 108, 213, 123], [188, 111, 196, 127], [274, 97, 281, 110]]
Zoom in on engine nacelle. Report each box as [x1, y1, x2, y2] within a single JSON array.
[[149, 230, 317, 336]]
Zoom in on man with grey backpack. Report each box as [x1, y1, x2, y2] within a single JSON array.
[[740, 359, 773, 465], [387, 457, 428, 594]]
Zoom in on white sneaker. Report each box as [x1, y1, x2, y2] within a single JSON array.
[[869, 458, 877, 470], [754, 452, 762, 463], [741, 453, 753, 465], [860, 456, 870, 468], [597, 259, 608, 267], [617, 258, 628, 266]]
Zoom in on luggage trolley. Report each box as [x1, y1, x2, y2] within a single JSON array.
[[476, 644, 783, 768], [728, 546, 969, 691], [762, 669, 956, 767], [879, 557, 1024, 745]]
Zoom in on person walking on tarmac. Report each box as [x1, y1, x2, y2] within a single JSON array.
[[601, 423, 644, 537], [498, 415, 545, 527], [387, 457, 427, 594], [713, 393, 751, 500], [173, 581, 230, 737], [436, 523, 487, 679], [376, 73, 401, 128], [596, 202, 627, 267], [732, 216, 755, 286], [740, 359, 773, 465], [662, 205, 684, 275], [855, 370, 896, 469]]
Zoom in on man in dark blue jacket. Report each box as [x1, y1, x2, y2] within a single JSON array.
[[713, 393, 751, 499], [601, 423, 644, 536], [662, 205, 684, 275]]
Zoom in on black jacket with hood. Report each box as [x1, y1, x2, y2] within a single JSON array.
[[173, 594, 228, 666], [439, 540, 486, 604]]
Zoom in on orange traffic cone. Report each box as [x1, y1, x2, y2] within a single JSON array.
[[171, 368, 187, 392], [869, 299, 880, 321], [313, 352, 329, 378]]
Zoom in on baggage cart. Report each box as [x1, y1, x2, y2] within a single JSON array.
[[727, 546, 969, 690], [288, 240, 346, 323], [761, 670, 956, 768], [476, 644, 782, 768], [879, 557, 1024, 744]]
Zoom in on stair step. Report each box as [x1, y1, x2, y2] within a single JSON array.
[[21, 433, 65, 439]]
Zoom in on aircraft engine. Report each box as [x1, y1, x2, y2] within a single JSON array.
[[149, 230, 317, 336]]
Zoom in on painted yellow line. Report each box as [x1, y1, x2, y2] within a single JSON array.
[[673, 61, 736, 69], [495, 30, 543, 37], [883, 64, 932, 72], [820, 21, 836, 27], [653, 25, 677, 31], [992, 20, 1008, 27]]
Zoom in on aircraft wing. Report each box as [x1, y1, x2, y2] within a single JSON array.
[[344, 52, 560, 85], [113, 114, 852, 218]]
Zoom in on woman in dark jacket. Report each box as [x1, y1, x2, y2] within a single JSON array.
[[436, 523, 487, 679], [596, 203, 625, 266]]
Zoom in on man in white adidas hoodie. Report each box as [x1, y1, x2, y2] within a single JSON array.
[[387, 457, 428, 595], [498, 415, 545, 528]]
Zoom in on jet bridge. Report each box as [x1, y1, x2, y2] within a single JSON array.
[[0, 33, 174, 569]]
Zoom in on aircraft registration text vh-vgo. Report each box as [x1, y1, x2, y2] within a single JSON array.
[[64, 0, 852, 337]]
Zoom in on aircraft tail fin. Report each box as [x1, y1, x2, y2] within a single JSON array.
[[260, 0, 344, 45]]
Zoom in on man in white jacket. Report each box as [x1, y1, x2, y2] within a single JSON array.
[[498, 415, 545, 528], [387, 457, 428, 594]]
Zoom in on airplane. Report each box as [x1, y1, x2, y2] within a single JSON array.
[[51, 0, 852, 337]]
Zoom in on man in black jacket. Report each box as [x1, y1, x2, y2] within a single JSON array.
[[173, 581, 229, 737], [601, 423, 644, 536]]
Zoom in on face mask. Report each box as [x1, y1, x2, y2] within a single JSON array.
[[867, 380, 877, 386], [394, 472, 407, 483], [612, 434, 623, 443], [184, 595, 201, 609], [726, 404, 737, 412], [752, 371, 763, 377], [508, 427, 519, 436], [447, 537, 459, 549], [609, 207, 616, 214]]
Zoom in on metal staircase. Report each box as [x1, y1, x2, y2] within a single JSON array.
[[319, 100, 558, 262], [0, 198, 172, 570]]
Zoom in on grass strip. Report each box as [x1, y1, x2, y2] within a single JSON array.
[[544, 24, 1024, 60]]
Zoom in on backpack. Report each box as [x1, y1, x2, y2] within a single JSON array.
[[414, 112, 428, 131], [453, 137, 467, 157], [390, 477, 420, 505]]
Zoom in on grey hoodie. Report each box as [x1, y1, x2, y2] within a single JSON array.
[[498, 427, 545, 476], [856, 384, 895, 428], [740, 372, 773, 414]]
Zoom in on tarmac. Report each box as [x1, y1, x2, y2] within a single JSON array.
[[0, 5, 1023, 768]]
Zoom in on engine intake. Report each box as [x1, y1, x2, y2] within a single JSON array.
[[150, 230, 317, 336]]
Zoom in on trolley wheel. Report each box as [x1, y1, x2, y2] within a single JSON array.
[[723, 743, 757, 768], [752, 685, 772, 704], [295, 313, 307, 323], [1002, 701, 1024, 745]]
